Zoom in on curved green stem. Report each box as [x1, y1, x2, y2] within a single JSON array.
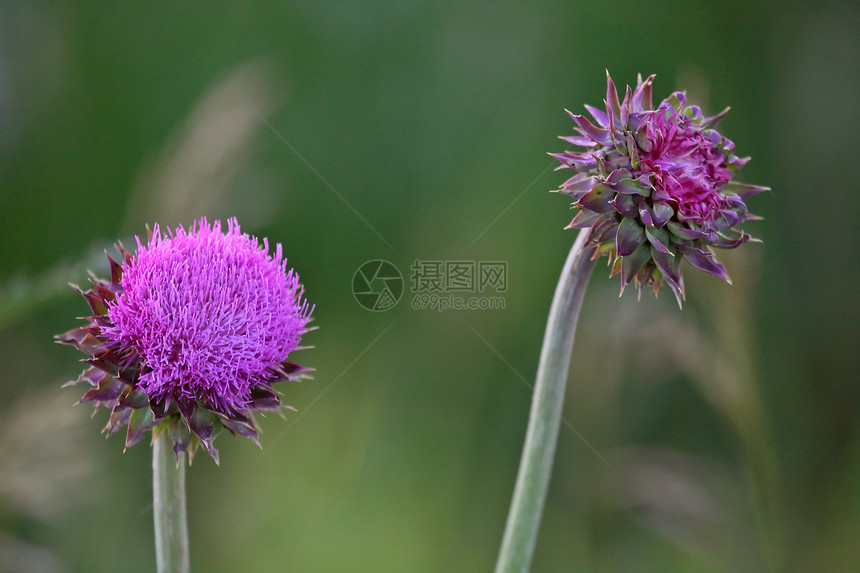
[[153, 430, 190, 573], [495, 229, 597, 573]]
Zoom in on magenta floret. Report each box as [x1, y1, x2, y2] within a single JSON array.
[[57, 218, 313, 463], [106, 219, 310, 414]]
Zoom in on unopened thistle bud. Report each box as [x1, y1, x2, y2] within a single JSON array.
[[552, 72, 767, 306]]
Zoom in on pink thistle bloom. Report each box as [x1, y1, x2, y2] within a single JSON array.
[[552, 72, 768, 306], [57, 218, 313, 463]]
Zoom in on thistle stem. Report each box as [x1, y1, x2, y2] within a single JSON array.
[[495, 229, 597, 573], [153, 430, 190, 573]]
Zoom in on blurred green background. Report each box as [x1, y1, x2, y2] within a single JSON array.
[[1, 1, 858, 571]]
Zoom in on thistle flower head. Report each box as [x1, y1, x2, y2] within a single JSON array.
[[57, 218, 313, 463], [553, 71, 767, 306]]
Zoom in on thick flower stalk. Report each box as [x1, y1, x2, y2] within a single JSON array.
[[57, 217, 313, 464], [552, 71, 767, 306]]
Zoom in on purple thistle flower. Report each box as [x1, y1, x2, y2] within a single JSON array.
[[553, 71, 768, 306], [56, 218, 313, 463]]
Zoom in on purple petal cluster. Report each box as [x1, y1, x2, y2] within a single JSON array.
[[107, 218, 310, 413], [553, 72, 767, 305], [57, 218, 313, 462]]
